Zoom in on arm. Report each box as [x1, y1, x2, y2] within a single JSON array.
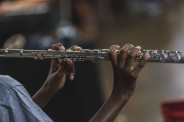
[[89, 44, 150, 122], [32, 43, 81, 109]]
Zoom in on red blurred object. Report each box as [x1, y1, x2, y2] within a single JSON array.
[[161, 100, 184, 122]]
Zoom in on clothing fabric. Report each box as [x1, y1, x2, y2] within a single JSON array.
[[0, 75, 53, 122], [161, 100, 184, 122]]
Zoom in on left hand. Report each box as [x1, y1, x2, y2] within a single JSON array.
[[43, 43, 82, 93], [33, 43, 82, 108]]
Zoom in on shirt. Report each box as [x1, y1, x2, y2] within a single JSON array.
[[0, 75, 53, 122]]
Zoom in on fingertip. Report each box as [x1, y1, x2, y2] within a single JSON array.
[[52, 43, 65, 50], [70, 45, 82, 51], [109, 45, 120, 50], [130, 44, 134, 47], [57, 43, 65, 50], [70, 73, 74, 80], [59, 46, 65, 51], [135, 46, 141, 50], [108, 45, 120, 55], [66, 59, 73, 65], [73, 46, 82, 51], [116, 45, 120, 49], [144, 52, 150, 61]]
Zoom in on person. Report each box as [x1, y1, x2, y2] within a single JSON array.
[[0, 43, 150, 122], [0, 43, 78, 122]]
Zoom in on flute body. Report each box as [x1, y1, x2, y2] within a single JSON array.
[[0, 48, 183, 63]]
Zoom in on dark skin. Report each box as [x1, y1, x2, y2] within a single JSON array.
[[32, 43, 82, 108], [89, 44, 150, 122], [33, 43, 150, 121]]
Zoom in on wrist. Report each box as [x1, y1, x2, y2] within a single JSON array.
[[40, 82, 58, 95], [111, 90, 132, 102], [32, 84, 57, 109]]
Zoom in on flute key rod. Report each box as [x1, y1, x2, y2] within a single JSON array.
[[0, 48, 183, 63]]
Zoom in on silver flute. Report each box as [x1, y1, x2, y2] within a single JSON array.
[[0, 48, 183, 63]]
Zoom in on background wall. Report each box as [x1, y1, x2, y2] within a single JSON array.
[[96, 1, 184, 122]]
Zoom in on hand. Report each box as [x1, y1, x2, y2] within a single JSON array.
[[108, 44, 150, 99], [43, 43, 82, 93], [32, 43, 82, 108], [89, 44, 150, 122]]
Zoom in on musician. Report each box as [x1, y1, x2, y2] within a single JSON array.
[[0, 43, 150, 122]]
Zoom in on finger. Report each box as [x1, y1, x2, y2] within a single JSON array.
[[58, 59, 75, 80], [132, 52, 150, 76], [51, 43, 65, 70], [69, 45, 82, 51], [67, 45, 82, 62], [130, 66, 134, 71], [118, 44, 134, 69], [66, 59, 75, 80], [52, 43, 65, 50], [125, 46, 141, 72], [108, 45, 120, 67]]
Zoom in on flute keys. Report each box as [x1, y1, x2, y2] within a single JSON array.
[[172, 52, 181, 62], [159, 52, 168, 62], [5, 48, 8, 55]]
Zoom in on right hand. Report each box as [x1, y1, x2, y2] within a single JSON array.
[[108, 44, 150, 99]]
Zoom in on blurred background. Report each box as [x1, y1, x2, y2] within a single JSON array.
[[0, 0, 184, 122]]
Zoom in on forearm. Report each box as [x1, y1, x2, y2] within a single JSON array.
[[32, 86, 57, 109], [89, 94, 130, 122]]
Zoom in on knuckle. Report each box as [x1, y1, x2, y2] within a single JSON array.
[[129, 53, 135, 59], [68, 45, 75, 50], [112, 45, 119, 48], [130, 72, 138, 80], [123, 69, 129, 74], [108, 49, 116, 55], [70, 45, 77, 49], [138, 62, 145, 69], [122, 69, 137, 80], [127, 44, 133, 47], [120, 48, 127, 53], [109, 45, 120, 50], [52, 44, 56, 49]]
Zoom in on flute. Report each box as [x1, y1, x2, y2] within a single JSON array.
[[0, 48, 183, 63]]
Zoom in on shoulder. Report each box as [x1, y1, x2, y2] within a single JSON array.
[[0, 75, 23, 88]]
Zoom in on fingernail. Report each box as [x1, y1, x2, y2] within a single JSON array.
[[66, 59, 73, 65], [70, 74, 74, 80], [144, 52, 150, 60], [130, 44, 134, 47], [136, 46, 141, 49], [61, 47, 65, 50], [74, 47, 82, 51]]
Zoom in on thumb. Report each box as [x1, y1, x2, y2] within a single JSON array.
[[57, 59, 75, 80]]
